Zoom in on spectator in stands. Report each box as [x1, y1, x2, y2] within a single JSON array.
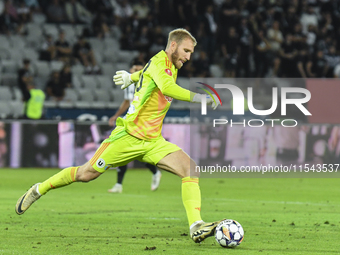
[[45, 71, 67, 101], [4, 0, 17, 19], [59, 64, 72, 88], [0, 2, 6, 18], [193, 50, 210, 77], [46, 0, 67, 24], [73, 36, 100, 74], [219, 0, 239, 30], [253, 30, 271, 78], [263, 6, 276, 29], [195, 22, 209, 55], [149, 26, 166, 56], [24, 0, 40, 13], [267, 21, 283, 52], [92, 12, 111, 38], [319, 11, 333, 36], [39, 34, 55, 61], [324, 45, 340, 77], [128, 11, 140, 33], [149, 35, 165, 56], [119, 25, 136, 51], [282, 5, 299, 34], [306, 24, 317, 52], [132, 0, 150, 22], [86, 0, 113, 21], [65, 0, 92, 25], [202, 5, 218, 64], [156, 0, 176, 26], [55, 30, 72, 63], [134, 26, 151, 52], [144, 13, 157, 30], [291, 23, 307, 52], [114, 0, 133, 26], [279, 34, 298, 77], [176, 0, 198, 29], [248, 13, 259, 33], [237, 18, 252, 77], [0, 1, 21, 35], [17, 0, 31, 24], [334, 64, 340, 78], [289, 0, 300, 12], [267, 20, 283, 77], [152, 25, 166, 44], [296, 46, 309, 78], [316, 33, 333, 55], [306, 50, 329, 77], [221, 26, 239, 78], [335, 26, 340, 52], [300, 5, 318, 34], [133, 52, 147, 65], [18, 59, 33, 102]]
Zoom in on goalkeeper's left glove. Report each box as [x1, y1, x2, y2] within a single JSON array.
[[191, 94, 220, 110], [113, 70, 133, 89]]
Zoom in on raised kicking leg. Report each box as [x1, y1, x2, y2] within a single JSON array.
[[156, 150, 222, 243], [15, 161, 101, 215]]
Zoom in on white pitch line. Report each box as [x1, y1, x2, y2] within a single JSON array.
[[147, 217, 181, 220], [208, 198, 340, 207]]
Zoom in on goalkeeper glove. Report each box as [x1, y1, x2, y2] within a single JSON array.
[[192, 94, 220, 110], [113, 70, 133, 89]]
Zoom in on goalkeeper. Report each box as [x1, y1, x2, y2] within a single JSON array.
[[107, 61, 162, 193], [16, 28, 222, 243]]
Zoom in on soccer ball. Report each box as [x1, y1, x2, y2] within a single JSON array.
[[215, 219, 244, 248]]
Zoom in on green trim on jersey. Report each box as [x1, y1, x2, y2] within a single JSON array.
[[139, 80, 157, 106], [104, 126, 127, 143]]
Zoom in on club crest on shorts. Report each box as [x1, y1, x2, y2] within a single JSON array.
[[96, 158, 106, 168], [165, 68, 172, 76]]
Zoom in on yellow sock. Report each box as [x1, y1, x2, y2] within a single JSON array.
[[182, 177, 202, 226], [38, 167, 78, 195]]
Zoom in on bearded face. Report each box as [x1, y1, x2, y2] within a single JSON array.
[[171, 47, 182, 69], [168, 38, 194, 69]]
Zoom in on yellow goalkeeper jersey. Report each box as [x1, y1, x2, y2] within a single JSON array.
[[116, 50, 192, 140]]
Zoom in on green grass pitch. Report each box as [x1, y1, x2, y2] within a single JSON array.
[[1, 168, 340, 255]]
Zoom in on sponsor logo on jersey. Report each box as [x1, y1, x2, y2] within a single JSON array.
[[96, 158, 106, 168], [165, 68, 172, 76]]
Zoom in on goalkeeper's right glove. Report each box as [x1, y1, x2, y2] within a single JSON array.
[[192, 94, 220, 110], [113, 70, 133, 89]]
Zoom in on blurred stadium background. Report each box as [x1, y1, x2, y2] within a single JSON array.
[[1, 0, 340, 168], [0, 0, 340, 119]]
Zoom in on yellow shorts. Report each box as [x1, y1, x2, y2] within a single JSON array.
[[90, 126, 181, 173]]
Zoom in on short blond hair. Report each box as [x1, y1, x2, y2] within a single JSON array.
[[166, 28, 197, 49]]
